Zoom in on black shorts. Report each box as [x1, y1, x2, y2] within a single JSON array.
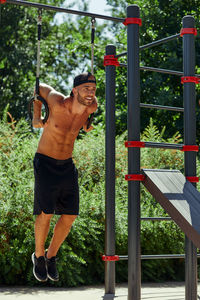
[[33, 153, 79, 215]]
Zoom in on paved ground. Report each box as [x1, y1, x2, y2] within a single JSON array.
[[1, 282, 200, 300]]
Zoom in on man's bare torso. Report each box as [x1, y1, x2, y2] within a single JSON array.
[[37, 96, 95, 160], [33, 81, 97, 160]]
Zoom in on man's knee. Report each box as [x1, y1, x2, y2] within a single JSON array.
[[60, 214, 77, 227], [36, 211, 53, 223]]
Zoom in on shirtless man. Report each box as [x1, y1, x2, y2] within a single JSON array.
[[31, 72, 97, 282]]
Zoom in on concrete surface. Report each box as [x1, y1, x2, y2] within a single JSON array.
[[0, 282, 200, 300]]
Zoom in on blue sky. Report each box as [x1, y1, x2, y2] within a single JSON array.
[[88, 0, 111, 14]]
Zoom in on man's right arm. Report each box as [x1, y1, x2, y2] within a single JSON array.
[[32, 83, 65, 128], [32, 83, 53, 128], [37, 83, 55, 101]]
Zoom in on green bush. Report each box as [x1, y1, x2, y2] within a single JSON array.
[[0, 109, 199, 286]]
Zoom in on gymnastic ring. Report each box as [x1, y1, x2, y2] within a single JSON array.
[[28, 95, 49, 124]]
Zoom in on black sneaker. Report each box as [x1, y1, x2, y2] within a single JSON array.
[[31, 253, 47, 282], [45, 251, 59, 282]]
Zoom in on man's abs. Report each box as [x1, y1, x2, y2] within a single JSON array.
[[37, 128, 77, 160]]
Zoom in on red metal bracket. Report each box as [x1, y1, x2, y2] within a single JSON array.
[[102, 255, 119, 262], [186, 176, 199, 183], [125, 174, 145, 181], [181, 76, 200, 84], [125, 141, 145, 148], [180, 28, 197, 37], [104, 55, 119, 67], [181, 145, 199, 152], [123, 18, 142, 26]]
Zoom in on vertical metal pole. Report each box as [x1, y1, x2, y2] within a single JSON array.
[[127, 5, 141, 300], [182, 15, 197, 300], [104, 44, 116, 300]]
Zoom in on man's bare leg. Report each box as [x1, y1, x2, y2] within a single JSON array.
[[32, 212, 53, 282], [34, 212, 53, 257], [46, 215, 77, 259], [44, 215, 77, 281]]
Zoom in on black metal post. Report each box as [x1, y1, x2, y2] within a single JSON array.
[[104, 45, 116, 300], [182, 16, 197, 300], [127, 5, 141, 300]]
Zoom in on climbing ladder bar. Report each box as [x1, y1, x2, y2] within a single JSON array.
[[140, 103, 184, 112], [141, 217, 172, 220], [119, 254, 200, 261], [119, 63, 200, 78], [116, 33, 181, 58], [144, 142, 183, 150]]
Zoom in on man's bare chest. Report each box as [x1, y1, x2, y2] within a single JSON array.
[[49, 108, 88, 135]]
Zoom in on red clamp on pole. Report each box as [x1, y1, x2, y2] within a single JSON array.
[[104, 55, 119, 67], [102, 255, 119, 262], [186, 176, 199, 183], [181, 145, 199, 152], [123, 18, 142, 26], [125, 141, 145, 148], [125, 174, 145, 181], [181, 76, 200, 84], [180, 28, 197, 37]]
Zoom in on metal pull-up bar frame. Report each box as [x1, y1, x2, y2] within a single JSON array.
[[104, 4, 199, 300]]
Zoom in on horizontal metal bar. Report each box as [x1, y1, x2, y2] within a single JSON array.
[[142, 66, 200, 78], [141, 217, 172, 221], [118, 256, 129, 261], [116, 33, 180, 58], [116, 52, 127, 59], [140, 33, 181, 50], [140, 66, 184, 76], [119, 63, 128, 68], [6, 0, 124, 22], [120, 63, 200, 79], [144, 141, 183, 150], [140, 103, 184, 112], [142, 254, 200, 260], [118, 254, 200, 261]]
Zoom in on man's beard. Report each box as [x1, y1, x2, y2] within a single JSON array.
[[77, 93, 94, 106]]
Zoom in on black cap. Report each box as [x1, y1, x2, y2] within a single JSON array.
[[73, 72, 96, 87], [70, 72, 96, 97]]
